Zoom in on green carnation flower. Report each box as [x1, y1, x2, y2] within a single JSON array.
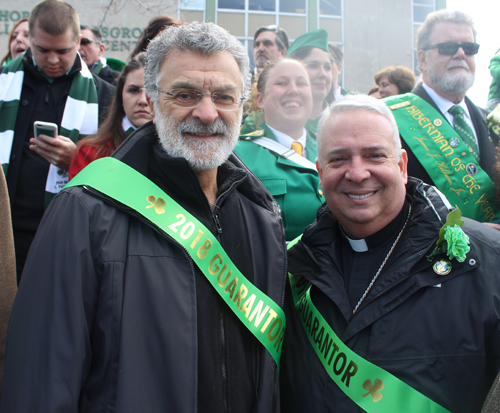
[[444, 225, 470, 262]]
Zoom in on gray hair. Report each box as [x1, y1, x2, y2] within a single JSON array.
[[317, 94, 402, 162], [144, 21, 250, 105], [417, 9, 476, 52]]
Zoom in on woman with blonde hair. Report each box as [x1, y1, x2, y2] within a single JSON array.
[[1, 18, 29, 66]]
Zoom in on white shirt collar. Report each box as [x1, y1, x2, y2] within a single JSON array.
[[267, 124, 308, 158], [422, 82, 471, 123]]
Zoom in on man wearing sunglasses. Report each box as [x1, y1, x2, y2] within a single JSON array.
[[79, 25, 120, 85], [384, 9, 500, 223]]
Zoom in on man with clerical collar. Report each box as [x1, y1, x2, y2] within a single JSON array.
[[0, 0, 114, 281], [1, 22, 287, 412], [384, 9, 500, 223], [281, 94, 500, 413]]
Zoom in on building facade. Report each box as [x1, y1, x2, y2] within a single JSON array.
[[1, 0, 444, 94]]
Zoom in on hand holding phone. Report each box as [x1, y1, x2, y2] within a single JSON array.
[[34, 121, 58, 139]]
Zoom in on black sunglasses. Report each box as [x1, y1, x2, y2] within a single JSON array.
[[423, 42, 479, 56], [80, 37, 99, 46]]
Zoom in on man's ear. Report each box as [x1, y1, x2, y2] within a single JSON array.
[[316, 159, 323, 189], [147, 96, 156, 124], [98, 43, 105, 58], [418, 49, 427, 72]]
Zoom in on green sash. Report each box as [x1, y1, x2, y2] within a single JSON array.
[[384, 93, 499, 222], [287, 237, 450, 413], [66, 157, 285, 367]]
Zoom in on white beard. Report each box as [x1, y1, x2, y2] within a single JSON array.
[[427, 58, 474, 95], [155, 105, 240, 172]]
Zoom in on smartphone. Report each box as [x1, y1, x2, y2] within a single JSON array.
[[34, 121, 58, 138]]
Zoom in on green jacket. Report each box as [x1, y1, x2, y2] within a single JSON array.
[[235, 121, 324, 241], [488, 54, 500, 101]]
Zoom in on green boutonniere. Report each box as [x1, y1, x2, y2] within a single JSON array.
[[487, 104, 500, 136], [428, 208, 470, 263]]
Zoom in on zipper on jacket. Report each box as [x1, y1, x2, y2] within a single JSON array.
[[214, 214, 222, 234]]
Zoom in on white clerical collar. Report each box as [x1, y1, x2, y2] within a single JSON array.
[[346, 237, 368, 252], [267, 124, 307, 157]]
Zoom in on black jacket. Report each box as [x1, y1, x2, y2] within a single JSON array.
[[403, 83, 499, 185], [281, 178, 500, 413], [1, 122, 287, 412], [97, 64, 120, 85]]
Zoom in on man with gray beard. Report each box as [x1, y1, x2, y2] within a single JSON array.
[[383, 9, 500, 222], [1, 22, 286, 412]]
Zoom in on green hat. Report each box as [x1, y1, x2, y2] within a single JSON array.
[[286, 29, 329, 57]]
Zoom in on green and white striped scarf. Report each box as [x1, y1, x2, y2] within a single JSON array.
[[0, 53, 98, 205]]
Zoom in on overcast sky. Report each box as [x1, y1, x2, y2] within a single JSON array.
[[446, 0, 500, 107]]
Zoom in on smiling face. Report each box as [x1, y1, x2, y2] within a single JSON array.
[[30, 24, 80, 78], [419, 22, 475, 102], [257, 60, 312, 138], [317, 109, 408, 239], [253, 31, 285, 69], [10, 20, 30, 60], [302, 47, 333, 108], [377, 74, 400, 98], [122, 67, 152, 128], [150, 50, 243, 172]]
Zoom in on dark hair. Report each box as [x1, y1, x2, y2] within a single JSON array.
[[29, 0, 79, 42], [80, 25, 102, 43], [74, 53, 147, 160], [375, 66, 416, 94], [368, 86, 380, 95], [254, 25, 289, 52], [328, 43, 343, 66], [129, 15, 181, 59], [1, 18, 29, 65]]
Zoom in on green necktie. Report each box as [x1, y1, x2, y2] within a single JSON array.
[[448, 105, 479, 161]]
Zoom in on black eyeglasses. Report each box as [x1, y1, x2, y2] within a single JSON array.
[[423, 42, 479, 56], [80, 37, 99, 46]]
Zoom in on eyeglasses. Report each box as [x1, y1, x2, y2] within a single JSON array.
[[80, 37, 100, 46], [423, 42, 480, 56], [154, 87, 245, 111]]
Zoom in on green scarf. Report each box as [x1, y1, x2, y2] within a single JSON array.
[[0, 53, 99, 205]]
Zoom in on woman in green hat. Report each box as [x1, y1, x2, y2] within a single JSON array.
[[236, 58, 324, 241], [287, 29, 333, 135]]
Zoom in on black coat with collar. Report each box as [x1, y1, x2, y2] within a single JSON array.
[[281, 178, 500, 413], [1, 122, 287, 412], [97, 64, 120, 85], [403, 83, 499, 185]]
